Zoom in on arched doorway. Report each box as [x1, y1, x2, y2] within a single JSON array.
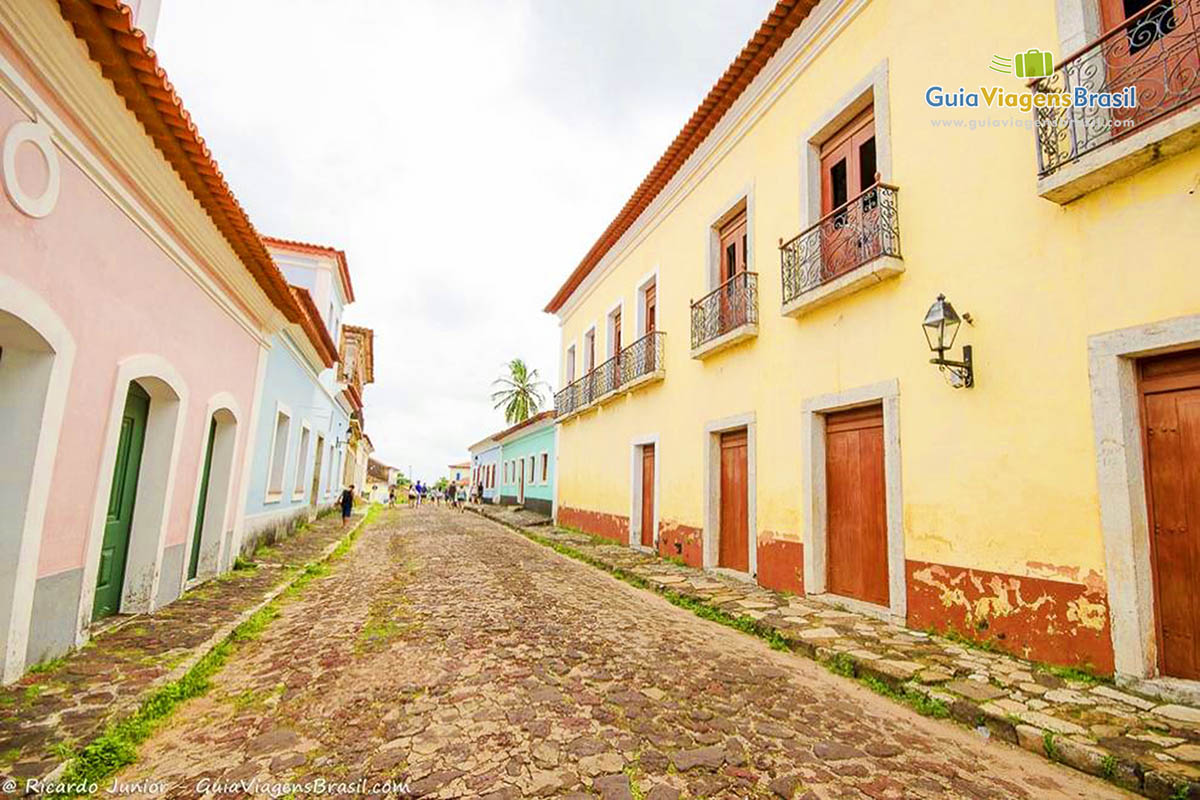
[[186, 406, 238, 583]]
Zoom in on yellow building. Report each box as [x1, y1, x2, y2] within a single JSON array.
[[545, 0, 1200, 689]]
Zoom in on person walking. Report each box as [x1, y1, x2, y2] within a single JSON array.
[[407, 483, 417, 507], [456, 483, 467, 512], [388, 485, 396, 507], [339, 484, 355, 527]]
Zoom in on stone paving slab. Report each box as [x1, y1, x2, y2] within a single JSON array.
[[0, 510, 363, 781], [110, 506, 1127, 799], [471, 505, 1200, 799]]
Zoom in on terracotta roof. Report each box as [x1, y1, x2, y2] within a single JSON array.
[[543, 0, 816, 313], [56, 1, 312, 330], [494, 410, 556, 443], [290, 287, 339, 368], [342, 324, 375, 384], [262, 236, 355, 303]]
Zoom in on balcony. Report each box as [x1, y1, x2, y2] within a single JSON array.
[[779, 182, 902, 317], [1033, 0, 1200, 203], [690, 272, 758, 359], [554, 331, 666, 420]]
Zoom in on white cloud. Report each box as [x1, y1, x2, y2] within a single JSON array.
[[155, 0, 775, 482]]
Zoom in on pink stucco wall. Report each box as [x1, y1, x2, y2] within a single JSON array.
[[0, 47, 263, 579]]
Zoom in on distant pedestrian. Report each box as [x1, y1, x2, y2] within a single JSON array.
[[407, 484, 416, 507], [339, 485, 355, 527], [388, 485, 396, 507], [456, 484, 467, 511]]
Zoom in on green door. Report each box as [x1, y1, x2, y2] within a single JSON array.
[[188, 417, 218, 580], [93, 383, 150, 621]]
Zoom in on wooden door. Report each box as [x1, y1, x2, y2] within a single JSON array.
[[643, 283, 657, 373], [825, 404, 889, 607], [819, 108, 877, 279], [188, 417, 218, 581], [718, 429, 749, 571], [640, 444, 655, 547], [1099, 0, 1198, 130], [718, 211, 748, 332], [611, 309, 623, 387], [94, 383, 150, 620], [1140, 349, 1200, 679]]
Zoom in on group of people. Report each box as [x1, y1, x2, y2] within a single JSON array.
[[404, 480, 468, 510]]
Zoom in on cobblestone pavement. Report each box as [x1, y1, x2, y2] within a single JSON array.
[[468, 504, 1200, 800], [0, 510, 362, 781], [107, 507, 1135, 799]]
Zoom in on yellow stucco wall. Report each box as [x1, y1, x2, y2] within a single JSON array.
[[553, 0, 1200, 586]]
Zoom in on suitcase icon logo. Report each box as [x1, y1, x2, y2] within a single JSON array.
[[1014, 49, 1054, 78]]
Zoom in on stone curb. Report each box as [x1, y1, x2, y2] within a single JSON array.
[[27, 511, 375, 791], [466, 506, 1199, 800]]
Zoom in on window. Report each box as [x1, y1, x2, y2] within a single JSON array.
[[609, 307, 623, 358], [528, 455, 535, 482], [325, 443, 334, 496], [820, 106, 876, 218], [643, 281, 657, 335], [719, 210, 748, 284], [1106, 0, 1176, 54], [584, 328, 596, 372], [267, 410, 291, 499], [566, 345, 576, 383], [293, 425, 311, 498], [540, 452, 549, 484]]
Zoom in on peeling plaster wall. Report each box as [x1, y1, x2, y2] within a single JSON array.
[[756, 534, 804, 595], [906, 559, 1114, 674], [559, 506, 628, 544], [658, 520, 703, 568]]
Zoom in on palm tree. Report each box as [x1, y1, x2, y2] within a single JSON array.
[[491, 358, 549, 424]]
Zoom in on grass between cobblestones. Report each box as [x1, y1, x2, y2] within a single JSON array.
[[45, 506, 380, 797]]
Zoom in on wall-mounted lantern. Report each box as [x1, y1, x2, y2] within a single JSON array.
[[922, 293, 974, 388]]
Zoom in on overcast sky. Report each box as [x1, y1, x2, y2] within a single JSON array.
[[155, 0, 775, 483]]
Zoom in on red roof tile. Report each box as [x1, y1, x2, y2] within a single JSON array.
[[543, 0, 816, 313], [55, 0, 343, 363], [262, 236, 355, 303]]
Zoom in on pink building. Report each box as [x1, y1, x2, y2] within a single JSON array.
[[0, 1, 333, 681]]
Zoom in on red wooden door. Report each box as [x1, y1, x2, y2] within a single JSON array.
[[611, 310, 622, 387], [641, 444, 655, 548], [819, 108, 877, 279], [825, 405, 889, 606], [718, 211, 748, 332], [719, 429, 749, 571], [1140, 350, 1200, 679], [1099, 0, 1199, 130], [644, 283, 657, 373]]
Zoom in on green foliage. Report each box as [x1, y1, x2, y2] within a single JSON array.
[[1170, 781, 1192, 800], [826, 652, 856, 677], [232, 556, 256, 571], [1039, 662, 1109, 686], [27, 655, 67, 676], [858, 674, 950, 718], [1042, 730, 1059, 761], [491, 358, 549, 424], [1101, 754, 1117, 780]]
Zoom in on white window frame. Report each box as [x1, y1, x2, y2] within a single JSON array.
[[706, 188, 754, 292], [565, 344, 577, 384], [539, 451, 549, 484], [265, 402, 292, 503], [635, 268, 660, 339], [583, 326, 597, 372], [606, 300, 624, 359]]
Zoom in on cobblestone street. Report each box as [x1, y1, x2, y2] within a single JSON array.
[[112, 507, 1131, 799]]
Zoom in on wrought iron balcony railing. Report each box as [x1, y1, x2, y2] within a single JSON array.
[[779, 183, 900, 306], [1033, 0, 1200, 176], [619, 331, 666, 385], [690, 271, 758, 351], [553, 331, 668, 417]]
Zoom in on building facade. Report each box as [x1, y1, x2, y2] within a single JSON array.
[[238, 239, 353, 554], [339, 325, 375, 494], [469, 437, 502, 503], [547, 0, 1200, 689], [0, 0, 345, 680], [497, 412, 557, 516]]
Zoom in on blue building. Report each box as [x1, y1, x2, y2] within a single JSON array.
[[469, 436, 502, 503], [238, 238, 358, 554]]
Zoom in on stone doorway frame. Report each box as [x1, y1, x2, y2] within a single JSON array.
[[1089, 313, 1200, 700]]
